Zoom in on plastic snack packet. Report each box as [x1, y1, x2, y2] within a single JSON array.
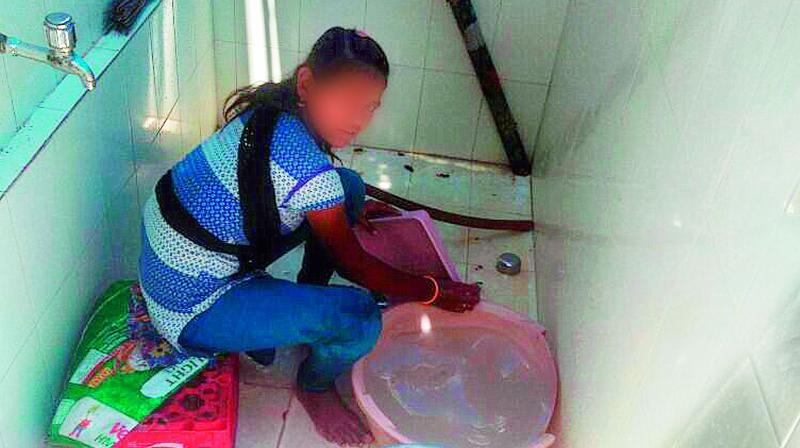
[[48, 281, 209, 448]]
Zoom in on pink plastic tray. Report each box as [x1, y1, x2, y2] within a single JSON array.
[[355, 210, 462, 283]]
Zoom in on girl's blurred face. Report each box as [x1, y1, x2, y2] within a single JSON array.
[[297, 66, 386, 148]]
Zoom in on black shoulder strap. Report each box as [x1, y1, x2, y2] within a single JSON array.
[[155, 107, 284, 276], [237, 106, 283, 272], [155, 171, 242, 257]]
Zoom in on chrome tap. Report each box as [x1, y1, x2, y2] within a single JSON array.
[[0, 13, 96, 90]]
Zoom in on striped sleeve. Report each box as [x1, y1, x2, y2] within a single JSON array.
[[286, 167, 345, 212]]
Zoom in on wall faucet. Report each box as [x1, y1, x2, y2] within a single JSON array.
[[0, 13, 96, 91]]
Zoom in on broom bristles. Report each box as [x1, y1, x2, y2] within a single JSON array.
[[104, 0, 151, 34]]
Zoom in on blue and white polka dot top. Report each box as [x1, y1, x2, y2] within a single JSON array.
[[138, 110, 345, 350]]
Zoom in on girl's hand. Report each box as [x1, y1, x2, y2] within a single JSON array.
[[357, 200, 401, 234], [363, 200, 401, 219], [433, 279, 481, 313]]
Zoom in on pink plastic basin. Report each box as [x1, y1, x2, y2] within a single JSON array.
[[352, 211, 558, 447]]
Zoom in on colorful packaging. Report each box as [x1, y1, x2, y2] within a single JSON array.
[[48, 281, 210, 448]]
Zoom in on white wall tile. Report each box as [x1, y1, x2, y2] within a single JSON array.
[[0, 332, 53, 448], [0, 61, 17, 147], [492, 0, 569, 84], [535, 1, 800, 446], [122, 24, 160, 167], [211, 0, 567, 164], [0, 201, 36, 380], [93, 59, 136, 207], [234, 0, 301, 51], [0, 4, 214, 443], [174, 0, 200, 94], [473, 80, 547, 164], [195, 0, 216, 57], [357, 64, 424, 150], [672, 360, 778, 448], [414, 70, 482, 159], [106, 175, 142, 280], [788, 427, 800, 448], [424, 0, 501, 75], [298, 0, 365, 54], [36, 218, 112, 406], [364, 0, 431, 68], [178, 70, 203, 151], [3, 59, 59, 131], [214, 40, 236, 124], [197, 50, 219, 136], [752, 293, 800, 444], [235, 42, 298, 87], [150, 0, 180, 126], [4, 101, 104, 319], [212, 0, 236, 42], [0, 0, 53, 123]]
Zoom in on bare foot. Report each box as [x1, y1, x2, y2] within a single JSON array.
[[295, 387, 374, 446]]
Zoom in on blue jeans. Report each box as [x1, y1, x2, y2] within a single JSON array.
[[178, 168, 382, 392]]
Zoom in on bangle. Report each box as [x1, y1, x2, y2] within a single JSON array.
[[421, 275, 440, 305]]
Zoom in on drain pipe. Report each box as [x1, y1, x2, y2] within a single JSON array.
[[365, 183, 534, 232]]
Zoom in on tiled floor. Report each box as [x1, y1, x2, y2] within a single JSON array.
[[236, 147, 536, 447]]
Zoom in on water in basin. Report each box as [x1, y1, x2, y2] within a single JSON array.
[[365, 326, 552, 448]]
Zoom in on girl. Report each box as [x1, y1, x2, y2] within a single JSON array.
[[139, 27, 480, 445]]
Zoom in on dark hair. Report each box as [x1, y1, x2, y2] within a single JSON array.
[[223, 27, 390, 128]]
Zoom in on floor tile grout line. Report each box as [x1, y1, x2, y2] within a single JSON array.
[[274, 394, 292, 448]]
